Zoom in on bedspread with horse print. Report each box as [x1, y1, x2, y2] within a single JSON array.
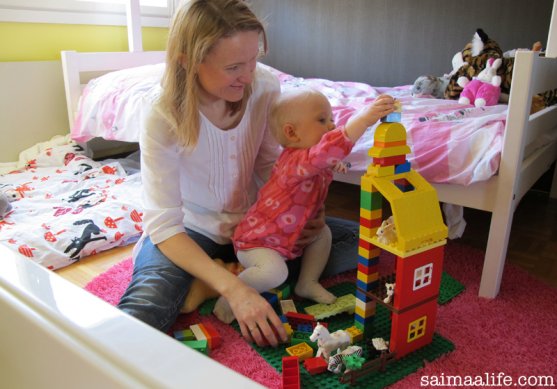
[[0, 141, 143, 270]]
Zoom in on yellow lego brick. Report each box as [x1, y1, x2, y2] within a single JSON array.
[[360, 208, 382, 220], [283, 323, 293, 337], [368, 170, 448, 255], [345, 326, 364, 344], [374, 122, 407, 143], [367, 164, 395, 177], [355, 298, 376, 312], [357, 270, 378, 284], [360, 174, 374, 192], [355, 305, 376, 319], [286, 342, 313, 361], [368, 145, 412, 159], [358, 246, 370, 258]]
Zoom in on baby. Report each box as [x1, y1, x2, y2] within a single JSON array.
[[213, 88, 395, 323]]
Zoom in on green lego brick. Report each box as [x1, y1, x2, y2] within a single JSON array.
[[360, 190, 383, 211], [438, 272, 465, 305]]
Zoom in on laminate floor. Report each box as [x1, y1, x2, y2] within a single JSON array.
[[325, 180, 557, 289]]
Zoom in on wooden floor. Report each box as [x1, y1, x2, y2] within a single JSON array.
[[325, 180, 557, 289], [57, 179, 557, 290]]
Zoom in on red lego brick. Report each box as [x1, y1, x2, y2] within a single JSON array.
[[303, 356, 328, 375], [282, 356, 300, 389]]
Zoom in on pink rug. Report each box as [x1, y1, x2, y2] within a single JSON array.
[[85, 242, 557, 388]]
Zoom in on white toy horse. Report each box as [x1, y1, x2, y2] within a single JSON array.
[[309, 322, 351, 361]]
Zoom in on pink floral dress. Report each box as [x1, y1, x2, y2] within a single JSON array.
[[233, 128, 353, 259]]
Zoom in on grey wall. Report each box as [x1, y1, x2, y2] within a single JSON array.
[[251, 0, 553, 86]]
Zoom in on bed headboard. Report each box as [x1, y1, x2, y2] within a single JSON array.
[[61, 50, 166, 130]]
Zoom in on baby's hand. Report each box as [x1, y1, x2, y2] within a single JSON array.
[[344, 94, 396, 143], [333, 161, 351, 174], [363, 94, 396, 125]]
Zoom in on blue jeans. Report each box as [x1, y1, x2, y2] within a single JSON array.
[[117, 216, 358, 332]]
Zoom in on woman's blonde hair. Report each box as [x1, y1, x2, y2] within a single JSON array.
[[160, 0, 267, 148]]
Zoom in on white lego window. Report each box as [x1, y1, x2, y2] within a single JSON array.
[[413, 263, 433, 291], [407, 316, 427, 343]]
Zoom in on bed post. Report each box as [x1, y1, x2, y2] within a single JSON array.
[[126, 0, 143, 52], [478, 51, 536, 298]]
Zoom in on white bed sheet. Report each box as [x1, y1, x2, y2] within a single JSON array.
[[0, 141, 143, 270]]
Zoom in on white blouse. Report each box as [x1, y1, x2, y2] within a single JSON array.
[[140, 63, 281, 245]]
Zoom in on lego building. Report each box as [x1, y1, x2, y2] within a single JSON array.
[[355, 119, 448, 359]]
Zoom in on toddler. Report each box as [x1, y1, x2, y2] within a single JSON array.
[[213, 88, 395, 323]]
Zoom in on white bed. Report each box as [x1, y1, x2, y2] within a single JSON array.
[[60, 41, 557, 300]]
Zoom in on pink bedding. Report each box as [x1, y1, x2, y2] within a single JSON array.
[[72, 62, 508, 186]]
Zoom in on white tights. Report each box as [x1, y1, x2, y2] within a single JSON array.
[[213, 226, 337, 323]]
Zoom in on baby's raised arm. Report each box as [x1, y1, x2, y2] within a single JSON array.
[[344, 95, 396, 143]]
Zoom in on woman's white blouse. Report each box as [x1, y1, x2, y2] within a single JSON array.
[[140, 63, 280, 245]]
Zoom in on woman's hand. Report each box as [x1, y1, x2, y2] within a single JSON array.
[[297, 207, 326, 247], [224, 282, 288, 347]]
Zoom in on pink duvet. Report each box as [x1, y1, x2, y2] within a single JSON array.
[[73, 63, 507, 186]]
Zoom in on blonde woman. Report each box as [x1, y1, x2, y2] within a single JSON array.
[[118, 0, 361, 347]]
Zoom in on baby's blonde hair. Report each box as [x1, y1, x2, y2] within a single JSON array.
[[270, 88, 327, 146]]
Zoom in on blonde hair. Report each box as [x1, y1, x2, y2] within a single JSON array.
[[160, 0, 267, 148], [270, 88, 327, 146]]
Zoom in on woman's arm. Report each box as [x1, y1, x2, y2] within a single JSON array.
[[157, 233, 287, 346]]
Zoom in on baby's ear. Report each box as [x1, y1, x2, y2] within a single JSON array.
[[283, 123, 299, 142]]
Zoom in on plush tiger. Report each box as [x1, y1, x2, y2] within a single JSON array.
[[445, 29, 505, 100]]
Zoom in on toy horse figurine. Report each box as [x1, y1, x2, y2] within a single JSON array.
[[309, 322, 350, 361]]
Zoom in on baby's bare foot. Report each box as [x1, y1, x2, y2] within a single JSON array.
[[295, 282, 336, 304]]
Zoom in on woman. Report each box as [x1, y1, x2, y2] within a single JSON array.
[[118, 0, 359, 347]]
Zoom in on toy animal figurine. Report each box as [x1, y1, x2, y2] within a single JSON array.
[[376, 216, 397, 245], [383, 282, 395, 304], [457, 57, 502, 107], [327, 345, 364, 374], [309, 322, 351, 361]]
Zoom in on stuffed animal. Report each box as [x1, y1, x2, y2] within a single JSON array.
[[411, 75, 450, 99], [0, 192, 12, 219], [445, 29, 504, 100], [458, 57, 502, 107], [180, 258, 244, 313]]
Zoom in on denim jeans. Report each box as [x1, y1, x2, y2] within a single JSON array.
[[117, 216, 358, 332]]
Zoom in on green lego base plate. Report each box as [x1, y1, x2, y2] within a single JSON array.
[[200, 273, 464, 388]]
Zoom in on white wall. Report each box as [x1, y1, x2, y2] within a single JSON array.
[[0, 61, 68, 163]]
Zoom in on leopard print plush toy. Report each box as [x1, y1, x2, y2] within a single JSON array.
[[445, 29, 505, 100]]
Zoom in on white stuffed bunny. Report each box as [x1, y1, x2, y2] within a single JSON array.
[[457, 57, 502, 107]]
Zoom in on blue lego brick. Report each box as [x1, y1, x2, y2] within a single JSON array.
[[356, 279, 379, 293], [358, 256, 379, 267], [394, 161, 411, 174], [380, 112, 402, 123], [356, 289, 374, 302], [262, 291, 278, 306]]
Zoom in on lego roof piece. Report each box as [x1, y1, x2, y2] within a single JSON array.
[[368, 122, 411, 158], [364, 170, 448, 256]]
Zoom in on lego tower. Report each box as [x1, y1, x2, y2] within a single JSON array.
[[354, 106, 448, 359]]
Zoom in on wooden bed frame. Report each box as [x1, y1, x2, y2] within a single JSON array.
[[61, 44, 557, 299]]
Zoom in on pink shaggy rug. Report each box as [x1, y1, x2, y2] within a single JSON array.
[[85, 242, 557, 388]]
